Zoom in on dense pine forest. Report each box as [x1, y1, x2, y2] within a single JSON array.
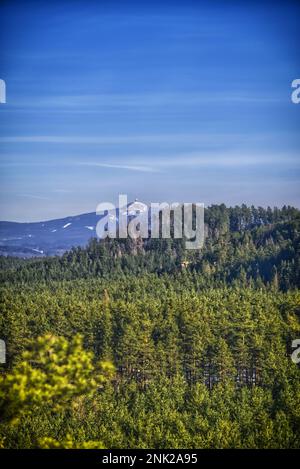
[[0, 205, 300, 448]]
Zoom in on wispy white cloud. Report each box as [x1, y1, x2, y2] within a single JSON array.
[[0, 147, 298, 171], [151, 153, 287, 168], [7, 91, 285, 111], [53, 189, 72, 194], [124, 151, 300, 169], [76, 162, 158, 173], [16, 193, 52, 201], [0, 132, 276, 145], [0, 134, 206, 144]]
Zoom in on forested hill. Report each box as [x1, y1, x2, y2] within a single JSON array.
[[1, 204, 299, 289], [1, 204, 300, 448]]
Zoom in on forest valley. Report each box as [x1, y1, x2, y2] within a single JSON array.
[[0, 204, 299, 448]]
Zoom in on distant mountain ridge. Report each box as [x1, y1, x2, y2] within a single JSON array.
[[0, 203, 299, 259], [0, 212, 100, 257], [1, 204, 299, 291], [0, 200, 149, 257]]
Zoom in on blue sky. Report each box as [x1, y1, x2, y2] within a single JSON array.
[[0, 0, 299, 221]]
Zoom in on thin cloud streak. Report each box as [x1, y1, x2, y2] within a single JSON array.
[[0, 132, 286, 145], [124, 151, 300, 169], [152, 153, 300, 168], [0, 151, 299, 171], [76, 162, 159, 173], [7, 92, 285, 110], [16, 193, 52, 201]]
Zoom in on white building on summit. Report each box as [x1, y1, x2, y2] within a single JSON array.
[[126, 199, 148, 216]]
